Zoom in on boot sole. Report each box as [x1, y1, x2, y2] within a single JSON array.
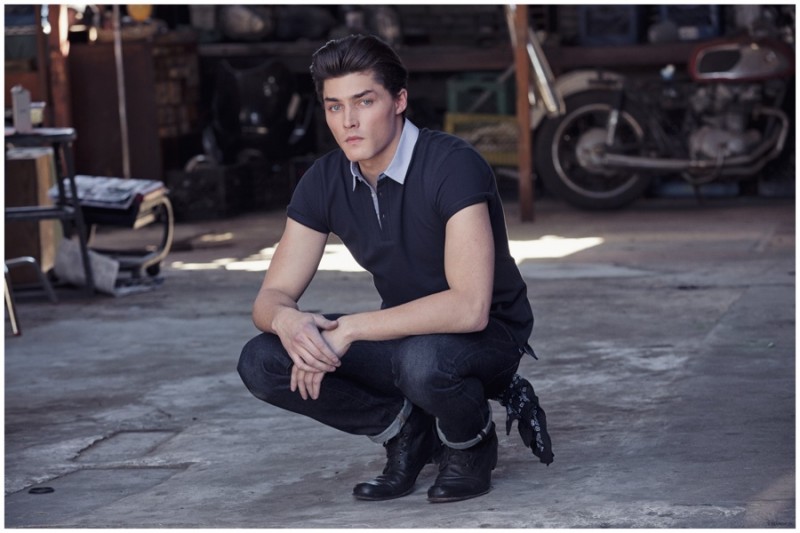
[[427, 486, 491, 503], [352, 485, 416, 501]]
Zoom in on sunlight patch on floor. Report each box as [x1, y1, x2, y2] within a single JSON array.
[[509, 236, 604, 262], [169, 236, 604, 273]]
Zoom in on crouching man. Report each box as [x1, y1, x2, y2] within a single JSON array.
[[238, 34, 537, 503]]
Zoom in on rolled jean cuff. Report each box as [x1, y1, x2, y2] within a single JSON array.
[[368, 398, 412, 444], [436, 412, 494, 450]]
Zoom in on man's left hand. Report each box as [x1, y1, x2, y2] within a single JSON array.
[[291, 365, 326, 400]]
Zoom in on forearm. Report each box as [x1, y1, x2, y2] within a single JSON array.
[[251, 218, 329, 335], [251, 287, 300, 334], [336, 288, 490, 345], [334, 203, 496, 345]]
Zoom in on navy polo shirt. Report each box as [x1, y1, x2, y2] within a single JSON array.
[[287, 124, 533, 347]]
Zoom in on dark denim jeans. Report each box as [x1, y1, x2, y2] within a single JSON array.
[[237, 317, 523, 448]]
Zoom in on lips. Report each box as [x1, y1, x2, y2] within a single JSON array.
[[345, 136, 363, 144]]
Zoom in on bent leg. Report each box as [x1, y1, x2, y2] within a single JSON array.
[[237, 332, 406, 437], [391, 320, 522, 448], [388, 321, 521, 503]]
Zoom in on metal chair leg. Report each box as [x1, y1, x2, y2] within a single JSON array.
[[5, 256, 60, 336], [5, 268, 21, 336], [5, 256, 58, 303]]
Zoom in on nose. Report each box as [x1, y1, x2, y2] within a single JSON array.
[[343, 106, 358, 129]]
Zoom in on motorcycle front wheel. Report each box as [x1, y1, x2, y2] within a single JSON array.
[[535, 90, 649, 210]]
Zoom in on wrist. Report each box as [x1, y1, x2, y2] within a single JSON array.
[[336, 314, 358, 344], [271, 305, 298, 335]]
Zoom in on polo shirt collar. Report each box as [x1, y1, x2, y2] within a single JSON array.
[[351, 119, 420, 191]]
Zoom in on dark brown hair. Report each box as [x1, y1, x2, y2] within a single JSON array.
[[310, 34, 408, 102]]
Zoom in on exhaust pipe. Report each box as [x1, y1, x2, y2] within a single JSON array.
[[595, 107, 789, 177]]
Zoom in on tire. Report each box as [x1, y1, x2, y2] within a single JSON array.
[[535, 90, 650, 210]]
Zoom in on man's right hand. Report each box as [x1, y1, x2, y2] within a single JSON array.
[[273, 308, 341, 373]]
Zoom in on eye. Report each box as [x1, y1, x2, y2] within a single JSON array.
[[327, 104, 342, 112], [359, 99, 373, 107]]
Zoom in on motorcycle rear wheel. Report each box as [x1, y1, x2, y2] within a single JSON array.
[[535, 90, 650, 210]]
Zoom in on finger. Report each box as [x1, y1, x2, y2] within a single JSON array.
[[290, 365, 299, 392], [305, 319, 341, 363], [290, 326, 336, 365], [304, 372, 317, 400], [303, 352, 337, 372], [291, 325, 338, 364], [298, 382, 308, 400], [314, 315, 339, 331], [295, 369, 309, 400], [303, 334, 341, 368], [295, 342, 339, 372], [290, 345, 336, 373], [292, 356, 319, 373], [305, 372, 320, 400], [310, 372, 325, 400]]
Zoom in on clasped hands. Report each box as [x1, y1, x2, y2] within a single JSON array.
[[277, 310, 350, 400]]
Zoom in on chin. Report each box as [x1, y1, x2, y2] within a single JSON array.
[[343, 148, 369, 163]]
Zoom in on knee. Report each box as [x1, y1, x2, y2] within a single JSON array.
[[237, 333, 288, 398], [394, 363, 436, 400], [237, 334, 264, 381], [392, 338, 450, 400]]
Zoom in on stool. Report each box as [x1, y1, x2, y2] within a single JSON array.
[[5, 128, 95, 294], [81, 187, 174, 279], [53, 175, 174, 281]]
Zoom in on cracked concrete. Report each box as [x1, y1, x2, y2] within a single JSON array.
[[4, 197, 795, 528]]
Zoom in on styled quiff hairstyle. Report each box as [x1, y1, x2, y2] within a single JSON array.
[[310, 34, 408, 102]]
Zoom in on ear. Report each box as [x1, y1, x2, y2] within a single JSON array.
[[394, 89, 408, 116]]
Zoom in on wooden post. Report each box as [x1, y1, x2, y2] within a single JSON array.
[[34, 8, 51, 124], [46, 4, 72, 127], [513, 5, 534, 221], [112, 5, 132, 179]]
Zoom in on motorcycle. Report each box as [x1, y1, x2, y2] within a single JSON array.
[[518, 7, 795, 210]]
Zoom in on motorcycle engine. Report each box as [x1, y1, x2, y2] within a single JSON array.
[[688, 84, 763, 159]]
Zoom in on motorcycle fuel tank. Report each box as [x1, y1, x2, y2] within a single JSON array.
[[689, 38, 795, 82]]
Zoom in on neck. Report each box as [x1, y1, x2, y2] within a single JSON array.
[[358, 119, 404, 187], [358, 165, 381, 189]]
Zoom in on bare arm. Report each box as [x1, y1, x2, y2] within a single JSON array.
[[323, 201, 495, 354], [252, 218, 341, 374]]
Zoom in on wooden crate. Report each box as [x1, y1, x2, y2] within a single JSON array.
[[444, 113, 518, 167]]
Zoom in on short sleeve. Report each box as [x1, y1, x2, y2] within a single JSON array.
[[287, 162, 330, 234], [434, 147, 495, 222]]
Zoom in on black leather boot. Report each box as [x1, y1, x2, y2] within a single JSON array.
[[427, 423, 498, 503], [353, 407, 436, 501]]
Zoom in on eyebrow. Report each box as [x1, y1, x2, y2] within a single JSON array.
[[323, 89, 376, 103]]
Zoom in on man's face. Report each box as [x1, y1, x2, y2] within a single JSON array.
[[322, 71, 407, 176]]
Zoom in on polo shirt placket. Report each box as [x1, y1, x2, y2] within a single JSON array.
[[350, 119, 419, 239]]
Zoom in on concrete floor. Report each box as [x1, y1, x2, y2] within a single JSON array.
[[4, 196, 795, 528]]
